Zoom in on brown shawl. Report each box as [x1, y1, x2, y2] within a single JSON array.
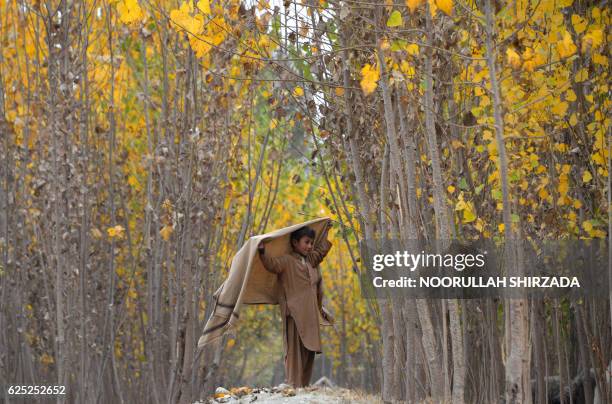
[[197, 217, 331, 349]]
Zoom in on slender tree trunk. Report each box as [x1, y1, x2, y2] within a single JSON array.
[[422, 3, 465, 402], [102, 5, 124, 402], [484, 1, 530, 401], [78, 4, 91, 399], [533, 299, 547, 404]]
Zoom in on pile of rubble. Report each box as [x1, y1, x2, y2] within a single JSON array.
[[205, 383, 295, 403], [201, 377, 335, 403]]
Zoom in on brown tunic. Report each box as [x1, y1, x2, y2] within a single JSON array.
[[284, 315, 315, 387], [259, 238, 332, 352]]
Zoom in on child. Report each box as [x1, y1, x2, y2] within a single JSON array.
[[257, 222, 333, 388]]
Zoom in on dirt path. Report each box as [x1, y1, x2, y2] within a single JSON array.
[[201, 386, 381, 404]]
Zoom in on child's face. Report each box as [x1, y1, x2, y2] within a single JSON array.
[[292, 236, 314, 256]]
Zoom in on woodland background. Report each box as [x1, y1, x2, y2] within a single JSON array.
[[0, 0, 610, 403]]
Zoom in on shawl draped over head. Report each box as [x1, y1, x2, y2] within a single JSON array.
[[197, 217, 331, 349]]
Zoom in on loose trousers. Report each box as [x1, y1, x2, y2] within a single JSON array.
[[284, 315, 315, 387]]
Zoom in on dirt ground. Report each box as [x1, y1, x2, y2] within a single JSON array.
[[201, 386, 382, 404]]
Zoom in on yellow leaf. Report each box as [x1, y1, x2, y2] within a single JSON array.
[[117, 0, 144, 25], [573, 199, 582, 209], [196, 0, 211, 15], [128, 175, 140, 190], [558, 175, 569, 195], [428, 0, 438, 16], [565, 89, 577, 102], [506, 48, 521, 68], [360, 64, 380, 95], [552, 101, 568, 117], [582, 221, 593, 233], [569, 113, 578, 126], [463, 204, 477, 223], [447, 185, 456, 193], [116, 267, 126, 278], [571, 14, 587, 34], [400, 61, 415, 78], [582, 170, 592, 183], [435, 0, 452, 15], [574, 68, 588, 82], [522, 47, 534, 60], [405, 43, 419, 55], [451, 139, 464, 149], [498, 223, 505, 233], [40, 353, 55, 366], [522, 61, 536, 72], [592, 53, 608, 66], [293, 87, 304, 97], [160, 225, 174, 241], [334, 87, 344, 96], [170, 2, 194, 30], [592, 229, 606, 238], [592, 7, 600, 20], [258, 34, 272, 49], [522, 47, 545, 71], [556, 31, 577, 58], [406, 0, 423, 12], [592, 152, 604, 165], [107, 225, 125, 239], [582, 29, 603, 53]]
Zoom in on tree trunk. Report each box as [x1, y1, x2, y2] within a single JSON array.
[[484, 2, 530, 401]]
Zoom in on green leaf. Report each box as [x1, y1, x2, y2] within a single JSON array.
[[272, 15, 281, 35], [463, 207, 477, 223], [303, 65, 313, 81], [458, 177, 469, 190], [509, 170, 521, 183], [391, 40, 408, 52], [492, 188, 502, 201], [387, 10, 403, 27]]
